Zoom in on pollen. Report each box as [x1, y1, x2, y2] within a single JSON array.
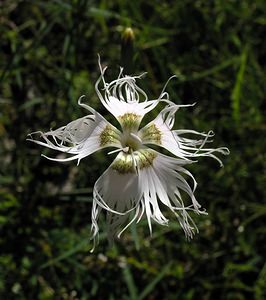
[[141, 124, 162, 144], [100, 125, 118, 146], [111, 153, 135, 174], [118, 113, 141, 131], [138, 149, 157, 169], [111, 149, 157, 174]]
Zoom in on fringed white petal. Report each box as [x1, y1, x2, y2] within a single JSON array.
[[27, 97, 122, 164], [173, 129, 230, 166], [95, 57, 169, 129], [90, 149, 207, 250], [140, 104, 230, 166], [90, 157, 142, 251], [137, 151, 206, 239]]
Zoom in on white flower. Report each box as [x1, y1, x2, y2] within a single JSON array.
[[28, 59, 229, 251]]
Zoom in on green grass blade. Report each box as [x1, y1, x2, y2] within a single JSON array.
[[40, 239, 88, 269], [231, 46, 248, 122], [139, 262, 171, 300], [123, 263, 138, 300]]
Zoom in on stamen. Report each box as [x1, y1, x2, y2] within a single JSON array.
[[108, 148, 123, 155]]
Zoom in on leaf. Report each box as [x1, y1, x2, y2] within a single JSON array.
[[139, 262, 171, 300], [231, 46, 248, 122], [123, 263, 138, 300]]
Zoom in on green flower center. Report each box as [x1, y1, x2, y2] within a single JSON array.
[[118, 112, 143, 153], [100, 113, 160, 174], [121, 132, 142, 152]]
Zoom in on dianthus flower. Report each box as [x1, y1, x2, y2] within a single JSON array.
[[28, 59, 229, 251]]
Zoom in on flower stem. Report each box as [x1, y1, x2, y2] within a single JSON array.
[[121, 27, 135, 75]]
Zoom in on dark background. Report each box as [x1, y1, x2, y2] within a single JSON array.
[[0, 1, 266, 299]]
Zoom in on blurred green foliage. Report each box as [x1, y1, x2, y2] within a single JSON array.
[[1, 0, 266, 299]]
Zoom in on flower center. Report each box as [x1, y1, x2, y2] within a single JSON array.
[[117, 112, 143, 153], [121, 132, 142, 153]]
